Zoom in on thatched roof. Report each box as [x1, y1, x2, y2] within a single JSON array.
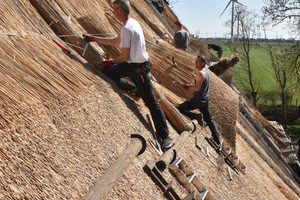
[[0, 0, 299, 199]]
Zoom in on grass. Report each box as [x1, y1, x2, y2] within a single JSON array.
[[206, 41, 300, 104], [204, 40, 300, 134], [287, 125, 300, 140], [213, 42, 277, 91]]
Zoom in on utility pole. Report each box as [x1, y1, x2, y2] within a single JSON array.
[[237, 11, 242, 41], [257, 17, 260, 39], [231, 1, 234, 42]]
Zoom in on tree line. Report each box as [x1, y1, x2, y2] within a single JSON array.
[[225, 1, 300, 128]]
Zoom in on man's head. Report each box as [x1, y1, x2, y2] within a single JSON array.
[[113, 0, 130, 18], [195, 54, 206, 70], [174, 21, 182, 31]]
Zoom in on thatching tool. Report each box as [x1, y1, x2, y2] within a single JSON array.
[[52, 39, 70, 54], [146, 114, 163, 156], [172, 80, 184, 85], [167, 56, 177, 67], [148, 33, 167, 55], [82, 43, 89, 56], [82, 34, 96, 56], [48, 14, 59, 27], [41, 14, 60, 34]]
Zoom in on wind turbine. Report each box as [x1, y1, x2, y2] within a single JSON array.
[[219, 0, 244, 42]]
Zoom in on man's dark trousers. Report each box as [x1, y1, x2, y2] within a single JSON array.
[[178, 97, 220, 142], [104, 61, 169, 140]]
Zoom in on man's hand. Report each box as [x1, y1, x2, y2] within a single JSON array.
[[184, 84, 190, 89], [83, 34, 95, 42], [103, 59, 114, 70]]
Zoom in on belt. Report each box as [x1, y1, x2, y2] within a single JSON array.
[[128, 60, 149, 67]]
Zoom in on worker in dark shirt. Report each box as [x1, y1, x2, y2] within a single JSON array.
[[208, 44, 223, 58], [178, 55, 222, 145], [168, 21, 190, 51]]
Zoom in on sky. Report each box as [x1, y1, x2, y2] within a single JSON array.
[[171, 0, 292, 39]]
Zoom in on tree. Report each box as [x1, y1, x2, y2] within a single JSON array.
[[262, 0, 300, 126], [262, 36, 299, 128], [262, 13, 300, 127], [287, 42, 300, 83], [262, 0, 300, 38], [225, 6, 262, 107]]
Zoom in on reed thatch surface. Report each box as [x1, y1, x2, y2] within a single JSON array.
[[0, 0, 299, 199]]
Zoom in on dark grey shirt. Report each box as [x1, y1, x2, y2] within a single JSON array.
[[174, 29, 189, 50], [193, 69, 210, 101]]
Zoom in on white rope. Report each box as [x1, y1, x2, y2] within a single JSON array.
[[0, 32, 119, 38], [0, 31, 119, 53], [156, 93, 166, 102]]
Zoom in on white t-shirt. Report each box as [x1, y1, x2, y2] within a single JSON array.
[[121, 18, 149, 63]]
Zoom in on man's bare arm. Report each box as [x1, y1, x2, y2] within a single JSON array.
[[188, 71, 205, 92], [111, 47, 130, 64], [94, 34, 121, 45]]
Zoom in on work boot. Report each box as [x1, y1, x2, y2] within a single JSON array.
[[213, 135, 222, 145], [197, 113, 204, 127], [160, 137, 175, 152], [130, 87, 141, 98]]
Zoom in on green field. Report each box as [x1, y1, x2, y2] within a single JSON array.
[[203, 40, 300, 137], [222, 44, 278, 91], [203, 40, 298, 104]]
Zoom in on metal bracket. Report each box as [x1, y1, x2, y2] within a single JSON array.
[[169, 158, 211, 200], [205, 137, 241, 174], [144, 160, 181, 200], [131, 134, 147, 155], [144, 160, 203, 200], [216, 153, 226, 171], [195, 136, 233, 181]]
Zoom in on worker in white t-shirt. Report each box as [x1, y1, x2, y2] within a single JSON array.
[[83, 0, 174, 152]]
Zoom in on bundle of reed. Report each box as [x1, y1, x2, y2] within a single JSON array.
[[29, 0, 106, 69], [253, 110, 287, 144], [150, 64, 194, 100], [209, 53, 241, 76], [0, 2, 147, 199], [160, 1, 179, 32], [152, 79, 185, 107], [208, 70, 240, 150], [219, 68, 234, 86], [0, 2, 96, 104], [130, 1, 168, 37], [77, 13, 122, 60], [152, 83, 193, 133], [145, 36, 196, 99]]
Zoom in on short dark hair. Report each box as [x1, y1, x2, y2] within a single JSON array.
[[197, 54, 207, 65], [174, 21, 182, 28], [113, 0, 130, 14]]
